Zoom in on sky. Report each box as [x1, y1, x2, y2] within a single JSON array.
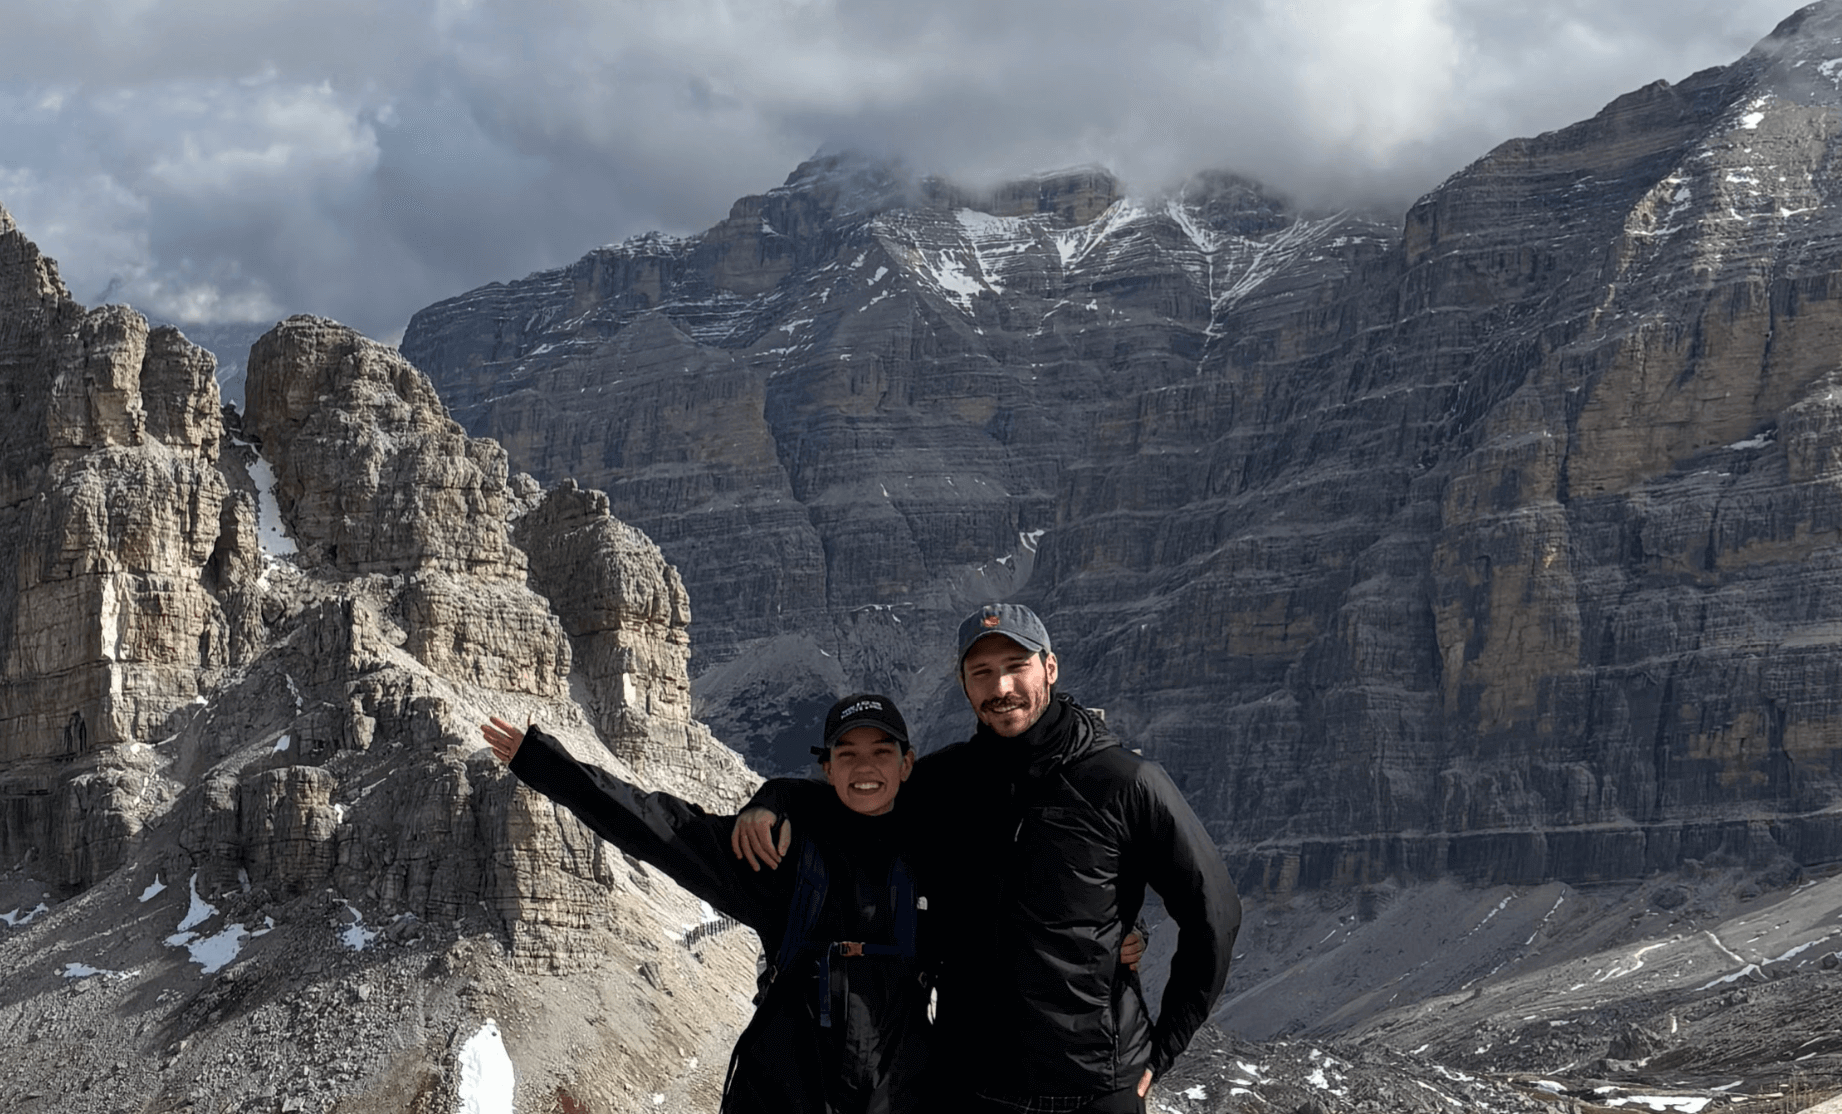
[[0, 0, 1800, 342]]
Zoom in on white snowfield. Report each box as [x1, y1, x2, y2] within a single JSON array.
[[456, 1019, 515, 1114], [248, 455, 298, 557]]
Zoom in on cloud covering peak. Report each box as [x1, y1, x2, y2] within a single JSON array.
[[0, 0, 1795, 340]]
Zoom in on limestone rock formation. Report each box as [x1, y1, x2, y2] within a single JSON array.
[[0, 208, 258, 892], [0, 201, 760, 1112], [512, 479, 728, 778], [403, 156, 1384, 773], [402, 4, 1842, 897]]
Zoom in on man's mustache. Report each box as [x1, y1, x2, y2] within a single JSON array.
[[981, 695, 1030, 715]]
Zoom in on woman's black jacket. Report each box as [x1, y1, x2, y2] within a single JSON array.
[[507, 726, 932, 1114]]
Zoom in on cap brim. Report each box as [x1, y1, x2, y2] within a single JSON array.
[[961, 629, 1047, 658], [823, 717, 909, 749]]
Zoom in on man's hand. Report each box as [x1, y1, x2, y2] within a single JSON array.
[[1120, 930, 1145, 971], [1137, 1069, 1152, 1099], [730, 808, 790, 871], [481, 716, 526, 763]]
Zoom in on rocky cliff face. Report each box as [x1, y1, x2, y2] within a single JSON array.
[[403, 3, 1842, 895], [0, 201, 760, 1112], [401, 156, 1389, 775]]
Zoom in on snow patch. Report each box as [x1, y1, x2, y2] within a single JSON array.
[[62, 962, 136, 980], [176, 872, 217, 932], [1604, 1098, 1710, 1113], [1052, 227, 1092, 268], [339, 903, 379, 951], [918, 249, 986, 306], [2, 902, 49, 927], [1704, 930, 1747, 967], [457, 1019, 516, 1114], [248, 457, 298, 557], [679, 900, 723, 942], [273, 733, 292, 753], [167, 924, 250, 974], [139, 875, 167, 903], [1597, 940, 1673, 982], [1769, 935, 1834, 964], [1697, 963, 1761, 990], [1166, 198, 1220, 255], [1739, 112, 1765, 130], [955, 208, 1021, 238]]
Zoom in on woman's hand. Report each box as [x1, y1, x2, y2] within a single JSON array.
[[481, 716, 527, 763]]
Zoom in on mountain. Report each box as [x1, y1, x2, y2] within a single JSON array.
[[399, 158, 1393, 774], [13, 2, 1842, 1108], [0, 199, 760, 1112], [403, 6, 1842, 898]]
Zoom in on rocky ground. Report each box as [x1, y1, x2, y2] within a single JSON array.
[[0, 844, 761, 1114], [1141, 860, 1842, 1114], [9, 836, 1842, 1112]]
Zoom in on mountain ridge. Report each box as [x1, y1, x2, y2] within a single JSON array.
[[401, 0, 1842, 905]]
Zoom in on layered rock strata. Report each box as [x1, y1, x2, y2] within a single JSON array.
[[0, 208, 261, 890], [512, 479, 725, 775], [404, 4, 1842, 894], [0, 204, 760, 1112]]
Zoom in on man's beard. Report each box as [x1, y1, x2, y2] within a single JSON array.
[[981, 694, 1033, 718]]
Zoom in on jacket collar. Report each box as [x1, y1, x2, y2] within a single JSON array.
[[971, 693, 1111, 781]]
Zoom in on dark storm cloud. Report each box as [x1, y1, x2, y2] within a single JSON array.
[[0, 0, 1799, 340]]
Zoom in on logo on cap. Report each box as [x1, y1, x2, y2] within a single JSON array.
[[840, 699, 883, 718], [982, 614, 1002, 628]]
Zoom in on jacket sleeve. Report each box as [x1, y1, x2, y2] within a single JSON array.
[[741, 773, 834, 823], [508, 726, 780, 930], [1126, 760, 1242, 1080]]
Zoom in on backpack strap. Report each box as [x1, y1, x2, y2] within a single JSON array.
[[889, 856, 919, 959], [765, 842, 925, 1031], [814, 856, 923, 1028], [771, 838, 830, 977]]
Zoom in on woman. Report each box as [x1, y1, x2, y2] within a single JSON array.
[[483, 693, 933, 1113]]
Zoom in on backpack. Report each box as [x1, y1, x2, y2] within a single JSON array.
[[767, 838, 921, 1027], [720, 837, 926, 1109]]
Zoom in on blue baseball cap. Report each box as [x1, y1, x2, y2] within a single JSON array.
[[955, 603, 1052, 665]]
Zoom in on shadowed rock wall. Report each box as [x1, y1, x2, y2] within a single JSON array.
[[403, 3, 1842, 894]]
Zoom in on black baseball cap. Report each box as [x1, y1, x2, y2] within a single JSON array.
[[955, 603, 1052, 665], [813, 693, 910, 759]]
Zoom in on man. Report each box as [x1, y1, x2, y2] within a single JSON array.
[[484, 694, 933, 1113], [734, 603, 1241, 1113]]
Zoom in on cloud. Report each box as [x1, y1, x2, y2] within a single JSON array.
[[0, 0, 1798, 340]]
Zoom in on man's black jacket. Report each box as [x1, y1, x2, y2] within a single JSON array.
[[747, 695, 1240, 1099], [509, 726, 932, 1114]]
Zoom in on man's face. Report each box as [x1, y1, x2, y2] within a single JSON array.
[[960, 636, 1059, 737], [822, 725, 914, 815]]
